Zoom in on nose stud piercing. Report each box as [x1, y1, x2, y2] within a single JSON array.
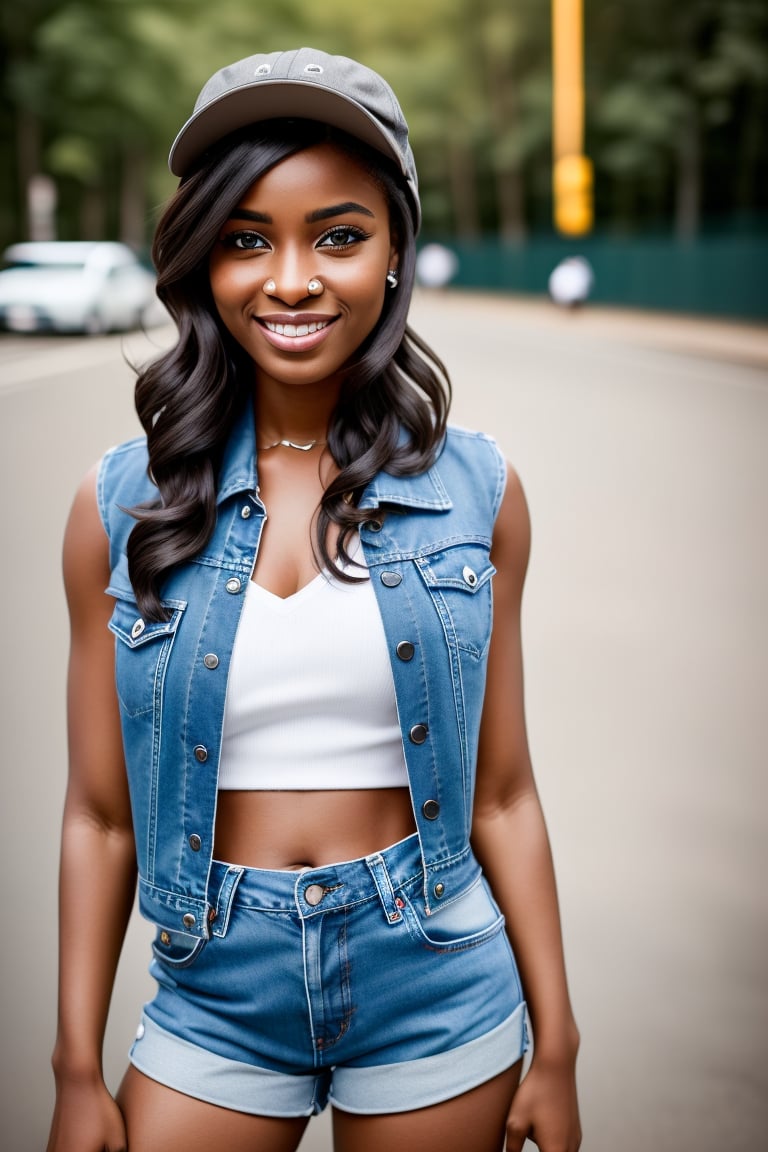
[[386, 269, 399, 288], [263, 277, 325, 296]]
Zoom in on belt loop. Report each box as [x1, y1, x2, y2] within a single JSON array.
[[210, 865, 244, 938], [365, 853, 403, 925]]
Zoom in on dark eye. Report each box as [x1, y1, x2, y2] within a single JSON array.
[[222, 231, 268, 251], [317, 226, 370, 250]]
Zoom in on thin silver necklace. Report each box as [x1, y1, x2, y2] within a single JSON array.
[[258, 438, 327, 452]]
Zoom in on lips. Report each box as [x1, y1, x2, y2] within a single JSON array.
[[264, 319, 328, 337], [256, 312, 338, 352]]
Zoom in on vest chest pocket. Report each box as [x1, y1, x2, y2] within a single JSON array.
[[415, 543, 496, 658], [108, 596, 186, 718]]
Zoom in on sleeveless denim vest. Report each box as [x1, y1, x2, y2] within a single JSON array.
[[98, 402, 507, 942]]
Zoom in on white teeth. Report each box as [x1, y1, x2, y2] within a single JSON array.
[[264, 320, 328, 337]]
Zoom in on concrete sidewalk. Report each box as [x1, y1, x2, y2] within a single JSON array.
[[429, 290, 768, 369]]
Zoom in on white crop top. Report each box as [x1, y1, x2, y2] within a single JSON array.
[[218, 541, 409, 790]]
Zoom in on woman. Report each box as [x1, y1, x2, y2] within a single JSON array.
[[47, 49, 581, 1152]]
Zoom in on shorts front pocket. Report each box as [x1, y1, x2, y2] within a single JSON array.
[[151, 924, 207, 969], [401, 875, 506, 953]]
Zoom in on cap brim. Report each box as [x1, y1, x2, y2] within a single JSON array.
[[169, 80, 405, 178]]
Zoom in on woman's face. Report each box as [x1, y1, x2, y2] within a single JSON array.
[[209, 142, 399, 390]]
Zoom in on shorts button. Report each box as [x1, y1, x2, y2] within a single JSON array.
[[203, 653, 219, 669], [434, 882, 446, 898], [188, 834, 202, 851], [182, 913, 195, 928], [422, 799, 440, 820], [396, 640, 415, 661], [304, 884, 326, 906], [226, 577, 243, 594], [409, 723, 428, 744]]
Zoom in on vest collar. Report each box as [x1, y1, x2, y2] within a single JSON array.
[[215, 401, 452, 513], [359, 460, 452, 512], [215, 400, 258, 505]]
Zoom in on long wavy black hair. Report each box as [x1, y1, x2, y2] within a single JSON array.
[[128, 119, 451, 621]]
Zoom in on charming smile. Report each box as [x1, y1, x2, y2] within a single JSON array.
[[263, 319, 330, 337], [256, 312, 339, 353]]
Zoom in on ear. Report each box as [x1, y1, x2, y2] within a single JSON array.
[[388, 227, 401, 272]]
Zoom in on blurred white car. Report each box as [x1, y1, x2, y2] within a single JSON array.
[[0, 241, 158, 334]]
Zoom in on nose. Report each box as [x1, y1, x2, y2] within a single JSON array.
[[262, 249, 315, 306]]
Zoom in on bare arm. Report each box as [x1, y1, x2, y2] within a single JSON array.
[[47, 466, 136, 1152], [471, 464, 581, 1152]]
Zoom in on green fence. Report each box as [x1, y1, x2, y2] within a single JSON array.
[[431, 234, 767, 321]]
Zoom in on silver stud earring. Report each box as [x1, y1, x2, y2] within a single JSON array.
[[307, 278, 324, 296], [386, 269, 399, 289], [263, 279, 276, 295]]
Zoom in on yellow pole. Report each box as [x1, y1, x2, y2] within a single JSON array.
[[552, 0, 593, 235]]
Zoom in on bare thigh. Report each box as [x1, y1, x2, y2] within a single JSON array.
[[332, 1062, 522, 1152], [117, 1066, 310, 1152]]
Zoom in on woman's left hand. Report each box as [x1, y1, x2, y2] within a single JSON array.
[[505, 1054, 582, 1152]]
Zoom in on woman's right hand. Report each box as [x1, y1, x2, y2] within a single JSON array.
[[47, 1075, 127, 1152]]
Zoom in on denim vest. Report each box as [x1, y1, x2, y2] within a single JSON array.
[[98, 402, 506, 941]]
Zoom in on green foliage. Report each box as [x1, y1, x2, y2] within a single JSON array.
[[1, 0, 766, 247]]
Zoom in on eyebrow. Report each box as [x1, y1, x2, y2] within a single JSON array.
[[306, 202, 375, 223], [226, 202, 376, 224]]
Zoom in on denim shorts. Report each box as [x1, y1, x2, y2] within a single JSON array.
[[130, 833, 528, 1116]]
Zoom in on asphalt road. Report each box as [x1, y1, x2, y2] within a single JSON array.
[[1, 293, 766, 1151]]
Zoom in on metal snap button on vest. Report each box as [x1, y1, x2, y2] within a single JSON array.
[[409, 723, 429, 744], [381, 571, 402, 587], [241, 505, 251, 519], [188, 834, 202, 852], [304, 884, 326, 906], [131, 618, 145, 639], [182, 913, 195, 928], [396, 640, 415, 661], [367, 519, 382, 532], [462, 566, 478, 587], [433, 881, 445, 898], [160, 930, 171, 946], [203, 653, 219, 669], [422, 799, 440, 820], [225, 577, 242, 594], [193, 745, 208, 763]]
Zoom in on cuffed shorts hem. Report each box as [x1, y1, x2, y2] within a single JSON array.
[[329, 1000, 529, 1115], [129, 1001, 528, 1117], [129, 1014, 321, 1117]]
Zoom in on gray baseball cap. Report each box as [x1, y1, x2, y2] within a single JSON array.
[[169, 48, 420, 230]]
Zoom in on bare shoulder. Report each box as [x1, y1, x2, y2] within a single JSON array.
[[63, 463, 111, 622], [491, 461, 531, 587]]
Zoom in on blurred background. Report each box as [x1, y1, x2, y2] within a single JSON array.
[[1, 4, 767, 1152], [1, 0, 767, 317]]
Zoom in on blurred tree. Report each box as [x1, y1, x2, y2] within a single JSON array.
[[1, 1, 60, 240], [589, 0, 768, 237], [0, 0, 765, 247]]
